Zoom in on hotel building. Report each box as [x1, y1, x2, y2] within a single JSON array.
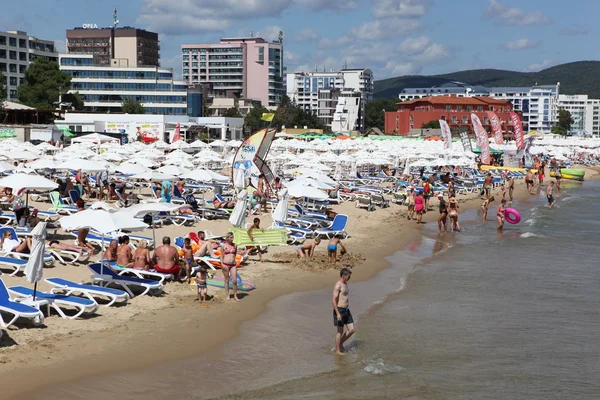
[[66, 26, 159, 67], [60, 54, 188, 115], [0, 30, 58, 100], [181, 36, 284, 107], [286, 68, 374, 131], [557, 94, 600, 136], [398, 81, 560, 135]]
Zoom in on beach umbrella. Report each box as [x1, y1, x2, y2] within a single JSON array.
[[286, 184, 329, 200], [299, 172, 337, 186], [333, 162, 342, 181], [181, 169, 229, 183], [58, 159, 109, 173], [27, 157, 62, 170], [131, 171, 177, 182], [5, 150, 40, 161], [0, 161, 15, 173], [168, 140, 191, 150], [189, 140, 208, 149], [24, 222, 48, 301], [233, 165, 248, 192], [157, 165, 189, 176], [228, 190, 248, 228], [57, 126, 75, 137], [120, 203, 184, 247], [272, 188, 289, 223], [0, 173, 58, 195], [114, 162, 150, 175], [287, 177, 334, 190]]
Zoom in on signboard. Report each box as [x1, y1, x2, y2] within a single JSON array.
[[459, 131, 473, 153], [31, 128, 53, 141], [104, 123, 128, 133], [82, 24, 98, 29], [135, 123, 161, 139]]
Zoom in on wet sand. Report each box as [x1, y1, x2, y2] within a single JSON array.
[[3, 171, 592, 399]]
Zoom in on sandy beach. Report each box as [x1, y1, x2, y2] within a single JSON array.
[[2, 167, 598, 400]]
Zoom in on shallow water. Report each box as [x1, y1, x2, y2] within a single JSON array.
[[30, 181, 600, 400]]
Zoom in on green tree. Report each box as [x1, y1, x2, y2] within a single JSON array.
[[421, 120, 441, 129], [17, 58, 72, 109], [61, 92, 85, 111], [222, 107, 242, 118], [272, 95, 326, 132], [244, 103, 269, 134], [365, 98, 398, 131], [557, 109, 574, 132], [122, 98, 146, 114]]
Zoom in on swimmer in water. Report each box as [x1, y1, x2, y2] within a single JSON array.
[[497, 199, 507, 230]]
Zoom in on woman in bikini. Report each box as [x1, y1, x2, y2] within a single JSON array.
[[218, 232, 239, 301], [132, 240, 151, 270], [507, 176, 515, 204], [497, 199, 507, 231], [116, 235, 133, 268], [75, 199, 96, 253], [448, 197, 460, 232]]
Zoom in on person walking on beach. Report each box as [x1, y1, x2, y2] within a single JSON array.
[[448, 197, 460, 232], [218, 232, 239, 301], [153, 236, 181, 278], [332, 268, 355, 356], [497, 199, 507, 231], [483, 173, 493, 199], [422, 179, 432, 211], [414, 191, 425, 224], [181, 238, 195, 283], [247, 217, 266, 262], [481, 196, 495, 221], [507, 176, 515, 204], [547, 181, 556, 208], [437, 194, 448, 233], [525, 170, 535, 194], [327, 235, 347, 264], [406, 188, 416, 220], [195, 265, 209, 306]]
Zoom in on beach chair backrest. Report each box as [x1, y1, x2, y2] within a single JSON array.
[[215, 193, 226, 203], [173, 185, 182, 198], [329, 214, 348, 231], [49, 191, 63, 207], [0, 279, 10, 300], [69, 189, 80, 204], [174, 237, 184, 248], [0, 226, 18, 241], [89, 262, 118, 278], [294, 204, 305, 215]]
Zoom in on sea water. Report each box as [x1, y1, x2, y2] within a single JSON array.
[[30, 181, 600, 399]]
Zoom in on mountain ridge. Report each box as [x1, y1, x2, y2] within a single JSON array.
[[374, 61, 600, 99]]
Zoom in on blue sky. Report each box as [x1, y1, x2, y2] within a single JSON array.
[[1, 0, 597, 81]]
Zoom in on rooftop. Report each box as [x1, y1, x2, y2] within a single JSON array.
[[398, 95, 512, 106]]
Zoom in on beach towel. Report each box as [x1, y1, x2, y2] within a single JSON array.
[[231, 227, 288, 247]]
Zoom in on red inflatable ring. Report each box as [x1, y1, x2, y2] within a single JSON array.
[[504, 208, 521, 224]]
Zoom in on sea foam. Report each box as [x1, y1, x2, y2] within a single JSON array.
[[363, 358, 405, 375]]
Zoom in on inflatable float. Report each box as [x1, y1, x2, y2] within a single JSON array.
[[550, 168, 585, 181], [203, 274, 256, 291], [504, 208, 521, 224]]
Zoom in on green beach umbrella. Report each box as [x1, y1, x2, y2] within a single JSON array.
[[57, 126, 75, 137]]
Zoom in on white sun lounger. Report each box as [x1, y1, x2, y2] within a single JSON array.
[[0, 279, 44, 328], [8, 285, 99, 319], [88, 263, 164, 297], [45, 277, 129, 307]]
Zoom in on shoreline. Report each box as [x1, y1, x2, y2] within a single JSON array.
[[4, 168, 598, 399]]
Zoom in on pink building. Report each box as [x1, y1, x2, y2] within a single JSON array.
[[182, 37, 284, 107]]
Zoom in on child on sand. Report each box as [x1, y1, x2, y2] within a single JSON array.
[[328, 235, 347, 264], [195, 265, 208, 306], [296, 237, 321, 258], [182, 238, 195, 283]]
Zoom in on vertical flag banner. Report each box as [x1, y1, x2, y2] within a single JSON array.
[[510, 112, 525, 150], [172, 122, 181, 143], [471, 113, 491, 165], [439, 119, 452, 150], [459, 131, 473, 153], [486, 111, 504, 145]]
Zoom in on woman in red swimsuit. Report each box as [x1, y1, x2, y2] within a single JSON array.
[[219, 232, 239, 301]]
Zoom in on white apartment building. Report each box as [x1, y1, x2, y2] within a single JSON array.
[[558, 94, 600, 136], [331, 90, 362, 133], [399, 82, 561, 134], [0, 30, 58, 100], [286, 68, 374, 131], [59, 54, 188, 115]]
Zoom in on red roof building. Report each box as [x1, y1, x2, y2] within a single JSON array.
[[384, 95, 517, 138]]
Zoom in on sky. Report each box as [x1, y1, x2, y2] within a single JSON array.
[[1, 0, 598, 81]]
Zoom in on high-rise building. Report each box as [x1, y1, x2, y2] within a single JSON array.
[[181, 36, 284, 107], [286, 68, 374, 131], [66, 26, 159, 67], [0, 30, 57, 100], [398, 81, 561, 135], [558, 94, 600, 136], [60, 54, 187, 115]]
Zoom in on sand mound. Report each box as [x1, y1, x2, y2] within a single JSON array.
[[269, 251, 366, 271]]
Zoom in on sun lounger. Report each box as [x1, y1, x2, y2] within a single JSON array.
[[49, 191, 78, 214], [45, 277, 129, 307], [0, 279, 44, 328], [272, 220, 314, 239], [315, 214, 349, 239], [0, 256, 27, 276], [107, 262, 173, 283], [88, 262, 164, 297], [294, 204, 330, 220], [8, 285, 99, 319], [47, 248, 90, 265], [391, 192, 407, 204], [70, 231, 113, 248], [371, 193, 390, 208], [355, 195, 375, 211]]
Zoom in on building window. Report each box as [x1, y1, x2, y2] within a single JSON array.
[[18, 38, 27, 48], [477, 106, 483, 112], [9, 50, 17, 60], [446, 105, 451, 112], [19, 52, 27, 61], [462, 116, 468, 123], [456, 105, 462, 112], [9, 77, 17, 86], [0, 36, 6, 45], [452, 116, 457, 123], [19, 65, 26, 73], [467, 105, 473, 112], [9, 37, 16, 47], [0, 63, 5, 72], [9, 64, 16, 73]]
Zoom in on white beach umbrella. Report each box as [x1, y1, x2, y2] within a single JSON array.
[[169, 140, 191, 150], [131, 171, 177, 182], [209, 140, 227, 148], [228, 190, 248, 228], [36, 142, 58, 152], [5, 150, 40, 161], [60, 209, 148, 235], [233, 165, 248, 191], [0, 161, 15, 173], [152, 140, 169, 150], [24, 221, 48, 301], [58, 159, 109, 172], [287, 177, 334, 190], [181, 169, 229, 183], [27, 157, 62, 170], [226, 139, 243, 148], [157, 165, 189, 176], [121, 202, 184, 246], [130, 157, 159, 168], [162, 157, 195, 168], [189, 140, 208, 149], [286, 184, 329, 200], [0, 173, 58, 194], [114, 162, 150, 175], [299, 172, 337, 186], [96, 152, 126, 162], [272, 188, 289, 223]]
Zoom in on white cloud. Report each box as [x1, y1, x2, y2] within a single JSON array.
[[525, 60, 555, 72], [502, 38, 540, 50], [560, 27, 590, 36], [485, 0, 550, 26], [54, 39, 66, 54], [317, 35, 353, 49], [161, 53, 183, 79], [295, 28, 319, 42], [350, 18, 422, 40], [296, 0, 357, 10], [371, 0, 431, 19]]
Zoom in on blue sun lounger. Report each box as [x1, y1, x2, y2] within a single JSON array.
[[315, 214, 349, 239], [0, 279, 44, 328], [0, 257, 27, 276], [45, 277, 129, 307], [88, 263, 164, 297], [8, 285, 99, 319]]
